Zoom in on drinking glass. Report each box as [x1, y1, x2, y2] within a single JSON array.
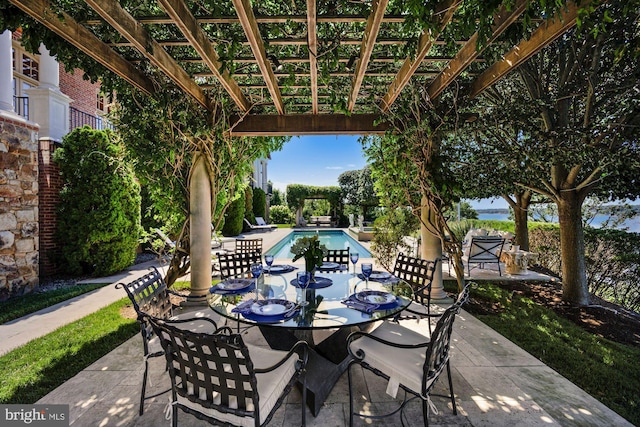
[[350, 252, 359, 276], [296, 271, 310, 306], [361, 263, 373, 290], [250, 263, 263, 301], [264, 255, 274, 275]]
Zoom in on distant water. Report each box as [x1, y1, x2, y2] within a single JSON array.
[[477, 213, 640, 234]]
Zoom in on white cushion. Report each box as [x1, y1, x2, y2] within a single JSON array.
[[349, 322, 436, 395], [175, 344, 299, 427]]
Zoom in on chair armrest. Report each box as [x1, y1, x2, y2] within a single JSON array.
[[254, 341, 309, 374], [347, 330, 430, 359], [402, 306, 442, 318]]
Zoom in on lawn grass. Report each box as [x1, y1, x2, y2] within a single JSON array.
[[0, 298, 138, 404], [467, 282, 640, 426], [0, 283, 107, 325]]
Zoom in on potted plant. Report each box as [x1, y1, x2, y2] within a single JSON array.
[[291, 235, 327, 281]]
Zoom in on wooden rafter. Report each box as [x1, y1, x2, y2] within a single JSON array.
[[348, 0, 389, 112], [427, 0, 527, 100], [229, 114, 387, 136], [84, 0, 209, 110], [85, 14, 407, 26], [157, 0, 250, 112], [232, 0, 284, 114], [307, 0, 319, 114], [469, 1, 586, 99], [8, 0, 155, 96], [380, 0, 462, 112]]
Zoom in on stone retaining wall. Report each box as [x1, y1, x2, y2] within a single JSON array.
[[0, 113, 39, 300]]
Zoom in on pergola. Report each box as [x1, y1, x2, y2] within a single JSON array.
[[7, 0, 588, 294]]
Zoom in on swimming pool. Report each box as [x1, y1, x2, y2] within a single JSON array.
[[265, 230, 372, 259]]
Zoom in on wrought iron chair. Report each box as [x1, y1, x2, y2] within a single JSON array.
[[235, 238, 263, 256], [346, 290, 469, 427], [145, 315, 308, 427], [318, 248, 350, 272], [217, 250, 262, 279], [392, 253, 440, 332], [461, 236, 505, 276], [115, 267, 219, 415]]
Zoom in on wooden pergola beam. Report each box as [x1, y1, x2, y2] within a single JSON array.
[[8, 0, 155, 96], [380, 0, 462, 112], [307, 0, 319, 114], [427, 0, 527, 100], [348, 0, 389, 112], [157, 0, 250, 112], [229, 114, 387, 136], [86, 14, 407, 26], [469, 0, 586, 99], [232, 0, 284, 114], [84, 0, 209, 110]]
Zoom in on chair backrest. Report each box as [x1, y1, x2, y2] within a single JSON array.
[[454, 281, 473, 307], [255, 216, 267, 226], [116, 266, 173, 320], [323, 249, 350, 266], [146, 316, 262, 421], [392, 253, 439, 301], [235, 238, 263, 256], [218, 251, 261, 279], [422, 304, 459, 395], [467, 236, 505, 260]]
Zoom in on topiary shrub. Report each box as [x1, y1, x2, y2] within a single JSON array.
[[54, 126, 141, 276], [244, 186, 255, 228], [270, 205, 293, 224], [222, 195, 245, 236], [252, 187, 266, 219]]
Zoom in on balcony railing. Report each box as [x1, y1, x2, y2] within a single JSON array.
[[69, 106, 114, 131], [13, 96, 29, 120]]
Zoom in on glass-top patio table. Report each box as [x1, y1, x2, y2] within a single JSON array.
[[208, 269, 412, 416]]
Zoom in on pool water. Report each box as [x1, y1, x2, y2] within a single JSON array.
[[265, 230, 372, 259]]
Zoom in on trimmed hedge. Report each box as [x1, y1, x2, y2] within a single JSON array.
[[253, 187, 266, 219], [222, 196, 245, 236]]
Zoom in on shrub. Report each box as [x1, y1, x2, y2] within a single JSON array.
[[371, 208, 419, 271], [270, 205, 293, 224], [222, 196, 245, 236], [252, 187, 266, 219], [54, 127, 141, 276], [244, 186, 255, 228]]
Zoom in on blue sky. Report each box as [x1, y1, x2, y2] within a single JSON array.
[[268, 135, 508, 210]]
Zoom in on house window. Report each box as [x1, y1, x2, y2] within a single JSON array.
[[11, 44, 39, 119], [97, 92, 113, 114]]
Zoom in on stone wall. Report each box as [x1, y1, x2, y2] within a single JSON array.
[[0, 113, 39, 300]]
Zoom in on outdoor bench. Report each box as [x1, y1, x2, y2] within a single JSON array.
[[310, 215, 333, 226]]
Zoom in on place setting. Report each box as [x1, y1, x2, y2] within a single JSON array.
[[290, 271, 333, 289], [263, 254, 298, 275], [231, 298, 301, 323]]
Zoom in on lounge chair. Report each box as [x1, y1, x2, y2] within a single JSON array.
[[243, 218, 276, 231]]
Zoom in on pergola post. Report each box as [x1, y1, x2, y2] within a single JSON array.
[[420, 196, 449, 301], [189, 152, 211, 298]]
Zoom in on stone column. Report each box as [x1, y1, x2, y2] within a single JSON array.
[[420, 196, 449, 301], [0, 30, 14, 112], [25, 45, 70, 141], [189, 152, 212, 298]]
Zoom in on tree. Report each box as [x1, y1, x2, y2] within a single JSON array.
[[338, 167, 379, 219], [494, 3, 640, 304], [54, 127, 141, 276]]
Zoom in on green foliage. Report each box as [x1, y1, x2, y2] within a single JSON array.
[[286, 184, 342, 211], [244, 186, 255, 227], [270, 188, 285, 206], [291, 235, 328, 271], [0, 283, 106, 324], [371, 208, 420, 271], [252, 187, 266, 219], [530, 225, 640, 311], [303, 199, 330, 218], [470, 282, 640, 425], [444, 201, 478, 221], [269, 205, 293, 224], [0, 298, 138, 404], [338, 167, 379, 219], [53, 127, 141, 276], [222, 196, 245, 237]]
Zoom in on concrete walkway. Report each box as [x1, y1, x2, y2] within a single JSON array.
[[1, 227, 632, 425]]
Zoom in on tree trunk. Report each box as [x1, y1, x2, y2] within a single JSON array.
[[557, 194, 589, 305], [513, 192, 531, 251]]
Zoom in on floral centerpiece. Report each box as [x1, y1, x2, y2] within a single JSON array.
[[291, 235, 327, 280]]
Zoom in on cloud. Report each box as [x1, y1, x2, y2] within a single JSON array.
[[326, 166, 344, 170], [347, 163, 357, 167]]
